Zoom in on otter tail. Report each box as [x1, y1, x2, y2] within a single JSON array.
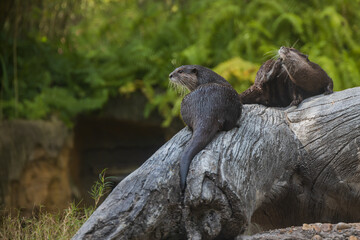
[[180, 126, 219, 192]]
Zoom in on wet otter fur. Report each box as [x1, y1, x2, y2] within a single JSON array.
[[239, 47, 334, 107], [279, 46, 333, 95], [169, 65, 242, 192], [239, 58, 294, 107]]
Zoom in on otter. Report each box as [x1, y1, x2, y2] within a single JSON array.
[[239, 47, 334, 107], [239, 58, 294, 107], [169, 65, 242, 192], [278, 46, 333, 95]]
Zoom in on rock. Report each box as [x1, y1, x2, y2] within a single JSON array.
[[336, 222, 352, 231], [320, 223, 332, 232], [240, 222, 360, 239], [0, 118, 72, 215], [302, 223, 320, 232], [303, 224, 313, 231], [311, 234, 322, 240]]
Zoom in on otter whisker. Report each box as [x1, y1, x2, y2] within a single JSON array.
[[291, 39, 299, 48], [179, 78, 189, 92], [263, 50, 278, 57], [169, 80, 176, 88], [169, 80, 188, 96], [270, 53, 280, 60], [180, 83, 188, 96], [263, 50, 279, 61], [282, 65, 296, 84], [169, 80, 179, 89]]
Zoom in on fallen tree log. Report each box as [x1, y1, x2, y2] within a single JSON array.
[[73, 87, 360, 240]]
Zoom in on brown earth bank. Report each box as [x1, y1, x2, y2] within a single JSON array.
[[0, 118, 73, 216], [0, 92, 183, 215], [240, 222, 360, 240]]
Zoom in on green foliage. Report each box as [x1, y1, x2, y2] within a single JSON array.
[[214, 57, 259, 92], [88, 168, 113, 208], [1, 0, 360, 126], [0, 32, 108, 126]]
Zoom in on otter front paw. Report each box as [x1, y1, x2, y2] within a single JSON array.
[[324, 87, 333, 95], [290, 99, 302, 106]]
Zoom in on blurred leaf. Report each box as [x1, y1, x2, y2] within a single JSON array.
[[1, 0, 360, 126]]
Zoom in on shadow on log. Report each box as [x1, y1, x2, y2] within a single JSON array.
[[72, 87, 360, 240]]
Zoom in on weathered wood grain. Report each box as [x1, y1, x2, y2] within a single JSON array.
[[72, 87, 360, 240]]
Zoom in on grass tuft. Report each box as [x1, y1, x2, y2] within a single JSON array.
[[0, 203, 92, 240], [0, 169, 113, 239]]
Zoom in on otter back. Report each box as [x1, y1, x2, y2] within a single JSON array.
[[179, 83, 241, 191], [181, 84, 241, 131]]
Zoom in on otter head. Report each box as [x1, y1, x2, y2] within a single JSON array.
[[278, 46, 331, 92], [169, 65, 199, 91], [278, 46, 310, 77], [278, 47, 311, 84]]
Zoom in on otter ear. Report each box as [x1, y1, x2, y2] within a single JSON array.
[[191, 68, 197, 74]]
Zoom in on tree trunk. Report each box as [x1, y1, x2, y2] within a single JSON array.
[[72, 87, 360, 240]]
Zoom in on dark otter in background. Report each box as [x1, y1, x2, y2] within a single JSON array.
[[169, 65, 242, 192], [279, 46, 333, 95], [239, 47, 334, 107], [239, 58, 294, 107]]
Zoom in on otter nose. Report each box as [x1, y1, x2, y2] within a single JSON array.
[[169, 73, 173, 78], [279, 46, 287, 55]]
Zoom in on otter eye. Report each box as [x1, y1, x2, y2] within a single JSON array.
[[178, 70, 183, 73]]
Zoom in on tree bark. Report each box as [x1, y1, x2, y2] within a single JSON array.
[[72, 87, 360, 240]]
